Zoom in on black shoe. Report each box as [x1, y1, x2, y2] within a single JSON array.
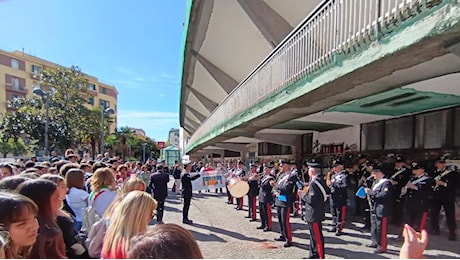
[[374, 247, 385, 254], [274, 237, 286, 241], [303, 256, 318, 259], [366, 243, 378, 248], [244, 216, 251, 218], [226, 201, 233, 204], [263, 228, 272, 232], [335, 230, 344, 236], [283, 241, 292, 247], [182, 219, 193, 224], [328, 228, 337, 233], [249, 219, 257, 222], [256, 226, 264, 229]]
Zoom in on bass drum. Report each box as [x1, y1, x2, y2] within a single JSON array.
[[228, 177, 249, 198]]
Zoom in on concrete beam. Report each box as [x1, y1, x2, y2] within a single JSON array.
[[186, 85, 219, 113], [253, 133, 301, 147], [447, 42, 460, 57], [192, 50, 238, 94], [215, 142, 246, 153], [186, 105, 207, 122], [237, 0, 293, 47], [185, 117, 201, 130]]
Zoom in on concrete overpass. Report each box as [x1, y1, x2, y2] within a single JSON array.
[[180, 0, 460, 163]]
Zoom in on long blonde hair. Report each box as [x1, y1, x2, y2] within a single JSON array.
[[102, 191, 157, 257]]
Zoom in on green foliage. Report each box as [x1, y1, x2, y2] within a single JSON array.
[[0, 66, 94, 152], [106, 127, 159, 161], [0, 138, 30, 158]]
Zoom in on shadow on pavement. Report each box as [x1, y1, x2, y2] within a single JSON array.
[[189, 229, 227, 243], [327, 247, 390, 259], [192, 222, 267, 243]]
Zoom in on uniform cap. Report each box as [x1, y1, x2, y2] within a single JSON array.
[[371, 163, 383, 173], [306, 158, 320, 167], [411, 162, 425, 170], [279, 159, 289, 165], [288, 160, 296, 165], [395, 155, 404, 163], [332, 159, 344, 166], [436, 156, 446, 163]]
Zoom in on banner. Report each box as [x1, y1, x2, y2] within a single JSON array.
[[192, 170, 227, 191]]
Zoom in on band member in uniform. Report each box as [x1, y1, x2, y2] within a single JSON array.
[[274, 160, 297, 247], [257, 164, 275, 231], [358, 161, 374, 232], [246, 164, 259, 221], [225, 161, 236, 204], [401, 162, 435, 232], [352, 154, 367, 216], [430, 156, 457, 240], [290, 161, 300, 217], [302, 165, 330, 259], [389, 155, 411, 226], [364, 165, 393, 254], [327, 159, 349, 236], [235, 160, 246, 210], [181, 163, 201, 224]]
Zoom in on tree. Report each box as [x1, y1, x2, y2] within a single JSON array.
[[0, 138, 29, 158], [0, 66, 93, 153], [105, 127, 159, 161]]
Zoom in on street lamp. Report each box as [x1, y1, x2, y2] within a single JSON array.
[[142, 143, 147, 163], [100, 107, 115, 154], [32, 84, 50, 156]]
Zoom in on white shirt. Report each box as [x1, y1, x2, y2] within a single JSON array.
[[89, 189, 117, 217], [66, 187, 90, 221]]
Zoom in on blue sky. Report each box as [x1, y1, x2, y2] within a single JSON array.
[[0, 0, 185, 141]]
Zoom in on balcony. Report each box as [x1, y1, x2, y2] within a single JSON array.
[[4, 83, 28, 95], [184, 0, 457, 153], [29, 72, 40, 80]]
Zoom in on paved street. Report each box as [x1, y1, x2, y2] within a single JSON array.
[[149, 179, 460, 259]]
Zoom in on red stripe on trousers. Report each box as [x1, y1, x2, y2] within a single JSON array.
[[252, 197, 257, 220], [381, 217, 387, 252], [267, 204, 272, 229], [340, 206, 346, 231], [286, 207, 292, 242], [239, 197, 243, 209], [420, 212, 427, 231], [313, 222, 324, 259], [295, 191, 300, 214]]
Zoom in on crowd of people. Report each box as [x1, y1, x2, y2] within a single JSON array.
[[0, 148, 454, 259], [0, 149, 203, 259]]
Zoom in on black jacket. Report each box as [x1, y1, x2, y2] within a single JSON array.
[[390, 167, 412, 196], [258, 174, 275, 203], [404, 174, 435, 212], [149, 172, 170, 200], [330, 170, 349, 207], [181, 171, 201, 198], [274, 171, 298, 207], [367, 178, 393, 217], [304, 177, 330, 222], [248, 178, 259, 197], [432, 168, 458, 200]]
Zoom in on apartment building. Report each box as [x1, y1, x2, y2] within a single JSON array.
[[0, 49, 118, 132]]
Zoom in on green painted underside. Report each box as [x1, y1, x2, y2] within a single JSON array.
[[327, 88, 460, 116], [270, 120, 350, 132]]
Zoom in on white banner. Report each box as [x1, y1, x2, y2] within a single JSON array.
[[192, 170, 227, 191]]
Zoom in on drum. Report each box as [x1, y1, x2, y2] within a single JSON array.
[[228, 177, 249, 198]]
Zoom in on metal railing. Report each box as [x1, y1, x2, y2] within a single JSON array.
[[187, 0, 444, 151]]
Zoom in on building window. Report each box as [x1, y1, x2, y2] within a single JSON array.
[[89, 97, 95, 105], [101, 87, 107, 94], [100, 99, 110, 109], [88, 83, 97, 91], [11, 59, 19, 69], [11, 77, 19, 90], [31, 65, 41, 74]]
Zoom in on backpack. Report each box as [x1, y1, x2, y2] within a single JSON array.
[[86, 218, 109, 258], [80, 190, 105, 236]]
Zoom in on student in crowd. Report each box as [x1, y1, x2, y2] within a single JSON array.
[[0, 192, 39, 259], [0, 176, 31, 191], [17, 179, 67, 258], [128, 223, 203, 259], [101, 191, 157, 259], [65, 169, 90, 232], [40, 174, 89, 258], [89, 168, 118, 217]]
